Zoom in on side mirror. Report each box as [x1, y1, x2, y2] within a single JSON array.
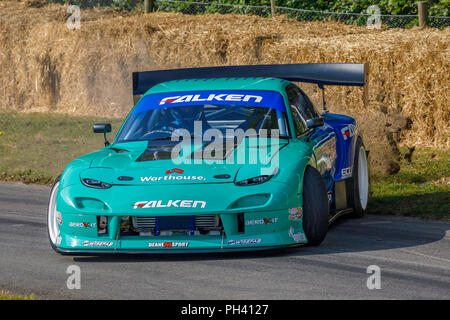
[[93, 123, 111, 133], [93, 123, 111, 146], [306, 118, 324, 129]]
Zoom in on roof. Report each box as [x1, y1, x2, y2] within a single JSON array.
[[142, 77, 291, 96]]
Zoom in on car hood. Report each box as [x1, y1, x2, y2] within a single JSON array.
[[84, 138, 287, 186]]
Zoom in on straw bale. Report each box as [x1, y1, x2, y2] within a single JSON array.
[[0, 1, 448, 173]]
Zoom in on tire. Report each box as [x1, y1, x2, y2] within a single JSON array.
[[47, 175, 62, 253], [302, 166, 329, 246], [349, 137, 370, 218]]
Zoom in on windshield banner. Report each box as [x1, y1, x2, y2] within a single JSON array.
[[133, 90, 286, 114]]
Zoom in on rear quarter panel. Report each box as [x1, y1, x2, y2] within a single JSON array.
[[322, 113, 358, 181]]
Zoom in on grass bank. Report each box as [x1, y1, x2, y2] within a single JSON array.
[[369, 148, 449, 220], [0, 111, 122, 184], [0, 111, 448, 219], [0, 290, 35, 300]]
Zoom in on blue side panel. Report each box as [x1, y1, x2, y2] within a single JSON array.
[[310, 123, 337, 193], [323, 113, 358, 181]]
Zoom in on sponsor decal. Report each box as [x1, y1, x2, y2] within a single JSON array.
[[57, 211, 63, 225], [148, 242, 189, 248], [133, 200, 207, 209], [82, 241, 113, 247], [288, 207, 302, 220], [288, 226, 307, 244], [341, 167, 353, 178], [133, 90, 286, 115], [245, 217, 278, 226], [166, 168, 184, 174], [228, 238, 262, 246], [140, 175, 206, 182], [69, 222, 96, 228], [159, 94, 263, 105], [340, 124, 356, 140]]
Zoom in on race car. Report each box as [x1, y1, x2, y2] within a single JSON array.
[[47, 63, 370, 254]]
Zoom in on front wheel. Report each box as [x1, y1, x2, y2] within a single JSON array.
[[47, 176, 62, 253], [302, 166, 329, 246]]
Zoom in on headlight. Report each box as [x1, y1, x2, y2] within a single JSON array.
[[235, 175, 272, 186], [81, 178, 112, 189], [235, 168, 279, 186]]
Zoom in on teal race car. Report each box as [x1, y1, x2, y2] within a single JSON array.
[[47, 64, 370, 254]]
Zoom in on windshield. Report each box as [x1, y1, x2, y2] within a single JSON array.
[[116, 90, 289, 143]]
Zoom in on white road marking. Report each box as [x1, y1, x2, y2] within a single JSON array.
[[299, 247, 450, 271], [399, 248, 450, 264]]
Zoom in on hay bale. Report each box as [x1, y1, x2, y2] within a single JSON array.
[[0, 1, 448, 174]]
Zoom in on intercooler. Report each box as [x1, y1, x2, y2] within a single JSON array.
[[131, 214, 221, 234]]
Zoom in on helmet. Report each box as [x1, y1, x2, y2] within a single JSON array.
[[169, 106, 204, 123]]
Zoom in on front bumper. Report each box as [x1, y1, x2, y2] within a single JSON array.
[[56, 231, 303, 254], [54, 181, 307, 253]]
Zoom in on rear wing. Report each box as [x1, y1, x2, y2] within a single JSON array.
[[132, 63, 369, 107]]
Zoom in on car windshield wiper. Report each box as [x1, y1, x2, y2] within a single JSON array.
[[149, 136, 173, 142], [148, 134, 290, 142], [148, 135, 202, 142], [245, 134, 290, 140]]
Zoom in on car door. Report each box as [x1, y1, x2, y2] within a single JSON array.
[[285, 84, 336, 193]]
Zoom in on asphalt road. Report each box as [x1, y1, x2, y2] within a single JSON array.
[[0, 181, 449, 300]]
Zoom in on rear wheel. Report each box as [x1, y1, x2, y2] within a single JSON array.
[[349, 138, 369, 218], [302, 166, 329, 246], [47, 176, 61, 253]]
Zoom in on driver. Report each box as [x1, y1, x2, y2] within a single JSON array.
[[157, 105, 211, 136]]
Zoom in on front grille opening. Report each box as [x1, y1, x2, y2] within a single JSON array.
[[121, 214, 223, 236]]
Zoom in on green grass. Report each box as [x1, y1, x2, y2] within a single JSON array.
[[368, 148, 450, 220], [0, 290, 35, 300], [0, 111, 448, 219], [0, 111, 123, 184]]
